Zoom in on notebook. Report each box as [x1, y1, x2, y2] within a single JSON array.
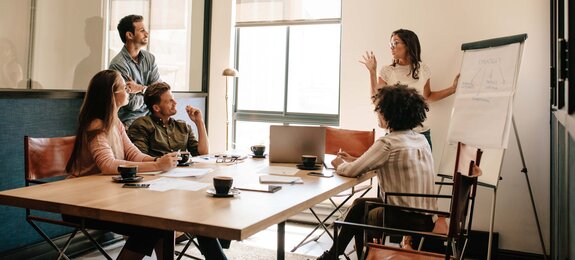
[[259, 175, 303, 184], [268, 125, 326, 164], [236, 184, 282, 193]]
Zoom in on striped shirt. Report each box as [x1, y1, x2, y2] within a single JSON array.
[[336, 130, 437, 211]]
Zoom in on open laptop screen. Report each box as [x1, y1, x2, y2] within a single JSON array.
[[269, 125, 325, 163]]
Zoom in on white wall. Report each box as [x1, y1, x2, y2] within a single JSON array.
[[340, 0, 549, 254], [210, 0, 550, 254], [208, 0, 235, 153]]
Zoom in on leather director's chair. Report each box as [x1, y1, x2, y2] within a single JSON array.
[[334, 142, 482, 260], [291, 127, 375, 255], [24, 136, 111, 260]]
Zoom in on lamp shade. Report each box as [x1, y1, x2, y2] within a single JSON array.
[[222, 68, 239, 77]]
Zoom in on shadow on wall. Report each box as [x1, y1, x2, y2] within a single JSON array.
[[73, 16, 104, 90], [0, 38, 24, 88]]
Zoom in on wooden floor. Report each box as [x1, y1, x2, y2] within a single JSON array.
[[76, 221, 359, 259]]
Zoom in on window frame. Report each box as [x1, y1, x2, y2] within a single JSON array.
[[232, 18, 341, 147]]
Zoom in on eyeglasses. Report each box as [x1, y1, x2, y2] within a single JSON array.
[[389, 40, 403, 50], [215, 154, 241, 163], [114, 85, 131, 93]]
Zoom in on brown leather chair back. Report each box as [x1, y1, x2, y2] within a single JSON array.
[[24, 136, 75, 182], [454, 142, 483, 177], [325, 127, 375, 158], [447, 171, 478, 239]]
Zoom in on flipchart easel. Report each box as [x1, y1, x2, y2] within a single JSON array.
[[437, 34, 547, 259]]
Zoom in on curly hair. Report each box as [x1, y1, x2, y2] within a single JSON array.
[[372, 85, 428, 131]]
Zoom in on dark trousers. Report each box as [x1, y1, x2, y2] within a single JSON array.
[[63, 215, 228, 259], [421, 129, 432, 150], [332, 197, 435, 259]]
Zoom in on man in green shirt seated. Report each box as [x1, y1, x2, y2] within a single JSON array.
[[128, 82, 209, 158], [128, 82, 232, 259]]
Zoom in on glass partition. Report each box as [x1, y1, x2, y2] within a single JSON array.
[[0, 0, 31, 89], [0, 0, 210, 92]]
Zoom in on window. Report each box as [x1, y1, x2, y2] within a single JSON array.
[[107, 0, 206, 91], [233, 0, 341, 151], [0, 0, 209, 91]]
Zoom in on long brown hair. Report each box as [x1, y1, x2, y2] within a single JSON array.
[[391, 29, 422, 80], [66, 70, 123, 173]]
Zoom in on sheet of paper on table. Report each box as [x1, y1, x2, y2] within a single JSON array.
[[258, 166, 299, 176], [162, 168, 213, 177], [143, 177, 210, 192]]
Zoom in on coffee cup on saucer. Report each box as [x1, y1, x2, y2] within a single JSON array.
[[213, 176, 233, 195], [250, 145, 266, 157], [301, 155, 317, 168], [178, 151, 191, 165], [118, 165, 138, 179]]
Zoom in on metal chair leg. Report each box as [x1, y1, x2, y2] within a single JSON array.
[[27, 219, 72, 260], [79, 228, 112, 260], [175, 233, 203, 260], [57, 228, 78, 260]]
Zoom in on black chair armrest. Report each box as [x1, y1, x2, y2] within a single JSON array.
[[365, 201, 449, 217], [435, 182, 454, 186], [384, 192, 451, 199]]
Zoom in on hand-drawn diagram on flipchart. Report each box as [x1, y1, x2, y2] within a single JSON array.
[[447, 42, 522, 149]]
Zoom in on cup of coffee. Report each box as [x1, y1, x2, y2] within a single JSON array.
[[118, 165, 138, 179], [250, 145, 266, 156], [213, 176, 234, 195], [178, 151, 191, 165], [301, 155, 318, 168]]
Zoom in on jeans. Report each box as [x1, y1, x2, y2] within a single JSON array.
[[421, 129, 432, 150]]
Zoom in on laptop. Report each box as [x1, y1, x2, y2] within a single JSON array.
[[269, 125, 326, 164]]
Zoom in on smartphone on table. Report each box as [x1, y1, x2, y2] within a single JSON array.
[[307, 172, 334, 178], [122, 183, 150, 188]]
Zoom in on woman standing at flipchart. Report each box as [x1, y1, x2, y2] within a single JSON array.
[[361, 29, 459, 149]]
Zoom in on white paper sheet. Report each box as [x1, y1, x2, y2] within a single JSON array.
[[162, 168, 213, 178], [143, 177, 210, 191], [258, 166, 299, 176], [447, 43, 522, 149], [259, 175, 303, 184]]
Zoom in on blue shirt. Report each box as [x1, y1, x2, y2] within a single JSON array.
[[109, 46, 161, 127]]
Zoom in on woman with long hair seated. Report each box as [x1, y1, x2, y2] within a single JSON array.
[[66, 69, 179, 259]]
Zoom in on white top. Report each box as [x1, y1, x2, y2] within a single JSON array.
[[336, 130, 437, 212], [379, 63, 431, 132]]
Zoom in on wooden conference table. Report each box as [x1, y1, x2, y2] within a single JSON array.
[[0, 157, 374, 259]]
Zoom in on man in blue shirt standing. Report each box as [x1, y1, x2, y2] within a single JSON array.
[[110, 14, 161, 128]]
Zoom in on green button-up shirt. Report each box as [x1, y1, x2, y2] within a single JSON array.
[[127, 115, 199, 157]]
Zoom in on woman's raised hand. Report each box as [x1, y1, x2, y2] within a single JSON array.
[[360, 51, 378, 74]]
